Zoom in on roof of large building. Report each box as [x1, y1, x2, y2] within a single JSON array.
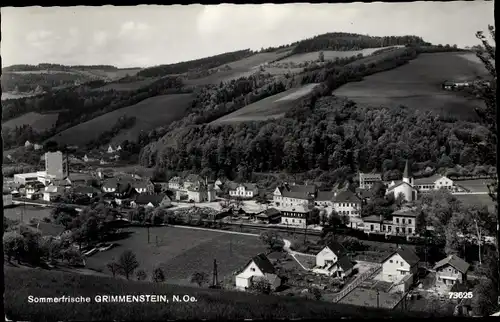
[[362, 215, 383, 223], [333, 190, 361, 203], [134, 193, 169, 206], [316, 191, 334, 201], [434, 255, 470, 274], [359, 173, 382, 180], [414, 174, 446, 185], [386, 181, 418, 192], [392, 209, 419, 218], [72, 185, 101, 195]]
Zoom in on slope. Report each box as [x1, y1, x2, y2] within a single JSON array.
[[49, 93, 194, 146], [2, 111, 59, 132], [4, 265, 436, 321], [333, 52, 489, 119]]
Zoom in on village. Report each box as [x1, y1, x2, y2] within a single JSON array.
[[2, 142, 495, 316]]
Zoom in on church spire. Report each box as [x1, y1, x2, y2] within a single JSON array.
[[403, 160, 412, 179]]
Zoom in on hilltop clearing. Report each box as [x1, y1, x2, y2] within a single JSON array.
[[333, 52, 489, 120], [2, 111, 59, 132], [211, 84, 320, 123]]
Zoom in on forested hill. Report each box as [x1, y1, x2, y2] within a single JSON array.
[[290, 33, 430, 53], [136, 49, 254, 78], [2, 64, 123, 72]]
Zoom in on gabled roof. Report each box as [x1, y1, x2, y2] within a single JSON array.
[[385, 246, 419, 267], [325, 241, 348, 257], [333, 190, 361, 203], [434, 255, 470, 274], [134, 193, 169, 206], [387, 181, 417, 192], [44, 185, 64, 193], [362, 215, 383, 223], [392, 209, 418, 218], [259, 208, 281, 217], [168, 176, 182, 183], [131, 180, 152, 189], [185, 174, 204, 183], [250, 253, 275, 274], [73, 185, 101, 195], [359, 172, 382, 180], [102, 178, 119, 189], [116, 182, 132, 194], [414, 174, 445, 185], [337, 255, 354, 272], [316, 191, 334, 202]]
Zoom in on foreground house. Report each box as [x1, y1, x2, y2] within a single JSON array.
[[434, 255, 470, 291], [380, 247, 419, 284], [235, 253, 281, 291], [314, 241, 354, 278], [131, 193, 172, 208]]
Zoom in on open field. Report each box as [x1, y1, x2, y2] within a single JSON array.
[[185, 50, 293, 85], [340, 286, 402, 309], [211, 83, 319, 123], [92, 77, 159, 92], [277, 47, 403, 64], [1, 92, 39, 100], [455, 179, 493, 193], [4, 266, 430, 321], [454, 194, 496, 212], [85, 226, 266, 285], [2, 111, 59, 132], [49, 93, 194, 146], [334, 52, 488, 119], [3, 206, 52, 224]]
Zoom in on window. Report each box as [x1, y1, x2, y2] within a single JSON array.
[[454, 269, 458, 274], [396, 218, 400, 224], [408, 219, 412, 224], [400, 271, 406, 275], [396, 227, 400, 233], [402, 227, 406, 233], [408, 228, 412, 234], [402, 219, 406, 224], [390, 260, 393, 263], [401, 262, 403, 267], [251, 268, 255, 272]]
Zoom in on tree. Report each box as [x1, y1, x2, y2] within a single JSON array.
[[106, 260, 121, 278], [117, 250, 139, 280], [248, 276, 271, 294], [152, 266, 165, 283], [136, 269, 148, 281], [190, 272, 209, 287], [318, 51, 325, 62], [3, 231, 26, 263], [259, 231, 285, 252], [308, 207, 320, 225], [309, 287, 322, 300]]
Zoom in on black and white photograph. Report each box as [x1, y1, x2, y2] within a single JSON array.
[[1, 2, 497, 320]]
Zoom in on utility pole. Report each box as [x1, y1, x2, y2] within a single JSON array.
[[473, 217, 482, 265], [147, 225, 150, 244], [212, 259, 219, 288], [376, 290, 380, 309]]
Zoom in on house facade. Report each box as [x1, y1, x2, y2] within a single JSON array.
[[43, 185, 64, 201], [229, 183, 259, 199], [332, 190, 362, 223], [279, 205, 310, 228], [131, 193, 171, 208], [235, 253, 281, 291], [273, 183, 316, 208], [414, 174, 455, 192], [313, 242, 353, 278], [434, 255, 470, 291], [359, 173, 382, 190], [315, 191, 334, 208], [131, 180, 155, 194], [256, 208, 281, 224], [380, 247, 419, 283]]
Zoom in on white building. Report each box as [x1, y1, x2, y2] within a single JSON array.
[[313, 241, 354, 278], [273, 183, 316, 208], [235, 253, 281, 291], [414, 174, 455, 192], [229, 183, 259, 199], [315, 191, 334, 208], [386, 160, 418, 202], [279, 205, 310, 228], [332, 190, 362, 224], [45, 151, 68, 180], [168, 177, 183, 190], [13, 173, 40, 185], [380, 247, 419, 283], [107, 145, 115, 154], [43, 185, 64, 201]]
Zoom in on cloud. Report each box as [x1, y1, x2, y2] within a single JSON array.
[[119, 21, 150, 36], [93, 31, 108, 46], [26, 30, 53, 43]]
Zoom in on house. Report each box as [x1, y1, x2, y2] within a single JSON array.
[[25, 182, 45, 199], [235, 253, 282, 291], [380, 247, 419, 283], [115, 182, 133, 199], [107, 145, 115, 154], [279, 205, 310, 228], [131, 180, 155, 194], [229, 183, 259, 199], [67, 172, 94, 186], [315, 190, 334, 208], [434, 255, 470, 291], [413, 174, 455, 192], [383, 208, 418, 236], [361, 215, 385, 233], [72, 185, 101, 198], [206, 184, 216, 202], [25, 140, 32, 148], [313, 241, 354, 278], [168, 176, 183, 190], [332, 190, 362, 225], [3, 191, 13, 207], [13, 172, 40, 185], [256, 208, 281, 224], [359, 172, 382, 190], [184, 174, 204, 189], [442, 81, 457, 90], [131, 193, 172, 208], [386, 160, 418, 202], [273, 183, 316, 208], [186, 183, 207, 203], [102, 178, 119, 193], [33, 143, 43, 150], [43, 185, 65, 201]]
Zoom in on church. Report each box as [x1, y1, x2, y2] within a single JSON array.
[[386, 160, 418, 202]]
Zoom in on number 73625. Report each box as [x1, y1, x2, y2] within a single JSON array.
[[448, 292, 473, 299]]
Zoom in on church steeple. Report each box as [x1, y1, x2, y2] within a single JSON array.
[[402, 160, 413, 185]]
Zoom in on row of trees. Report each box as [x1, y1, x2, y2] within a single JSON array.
[[2, 63, 119, 72], [1, 72, 90, 92], [86, 115, 137, 149]]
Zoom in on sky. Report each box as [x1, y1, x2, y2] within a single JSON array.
[[1, 2, 495, 68]]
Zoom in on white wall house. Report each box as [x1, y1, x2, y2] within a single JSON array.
[[273, 184, 316, 208], [359, 172, 382, 190], [386, 160, 418, 202], [229, 183, 259, 199], [314, 242, 353, 278], [380, 247, 419, 284], [168, 177, 183, 190], [235, 253, 281, 291], [434, 255, 470, 291], [43, 185, 64, 201], [279, 206, 309, 228], [414, 174, 455, 192], [13, 173, 40, 185], [332, 190, 362, 224]]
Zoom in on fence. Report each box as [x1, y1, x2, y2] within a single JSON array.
[[332, 264, 382, 303]]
